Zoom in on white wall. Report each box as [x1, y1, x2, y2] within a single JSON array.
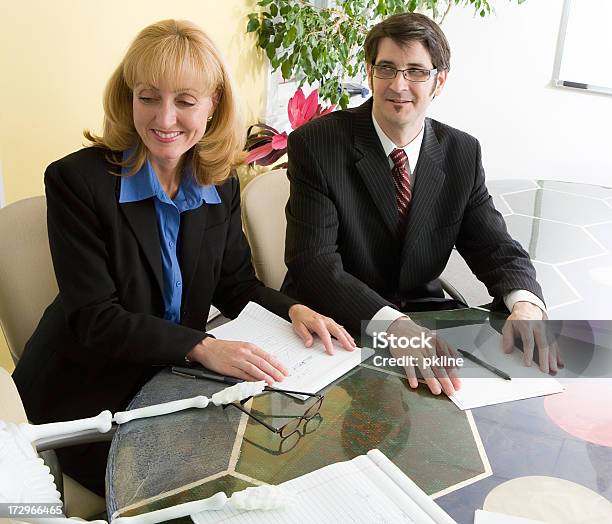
[[428, 0, 612, 186]]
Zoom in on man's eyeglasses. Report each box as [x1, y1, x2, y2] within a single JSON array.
[[372, 64, 438, 82], [243, 413, 323, 456], [225, 388, 323, 439]]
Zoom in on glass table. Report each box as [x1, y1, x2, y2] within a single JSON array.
[[107, 310, 493, 521], [106, 180, 612, 522], [447, 179, 612, 318]]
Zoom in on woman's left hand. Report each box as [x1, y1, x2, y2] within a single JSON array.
[[288, 304, 356, 355]]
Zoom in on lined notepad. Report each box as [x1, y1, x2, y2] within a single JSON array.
[[208, 302, 372, 395], [191, 449, 456, 523]]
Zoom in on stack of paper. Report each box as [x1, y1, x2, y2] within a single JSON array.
[[449, 374, 565, 411], [208, 302, 372, 395], [434, 324, 565, 410], [192, 449, 457, 523]]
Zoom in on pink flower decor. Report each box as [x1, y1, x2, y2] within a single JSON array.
[[287, 88, 335, 129], [245, 88, 335, 167]]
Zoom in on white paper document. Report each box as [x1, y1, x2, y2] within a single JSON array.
[[208, 302, 372, 394], [191, 449, 457, 524], [474, 509, 547, 524], [449, 375, 564, 411], [207, 305, 221, 322], [435, 324, 565, 410]]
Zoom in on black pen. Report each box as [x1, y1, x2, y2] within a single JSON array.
[[457, 349, 512, 381], [171, 366, 244, 385]]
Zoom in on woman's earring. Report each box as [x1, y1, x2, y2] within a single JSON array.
[[207, 115, 213, 122]]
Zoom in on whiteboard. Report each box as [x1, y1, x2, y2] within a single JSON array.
[[553, 0, 612, 95]]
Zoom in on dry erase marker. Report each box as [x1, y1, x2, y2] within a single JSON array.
[[457, 349, 511, 381]]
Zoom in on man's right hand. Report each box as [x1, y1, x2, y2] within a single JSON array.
[[186, 338, 289, 385], [387, 317, 461, 396]]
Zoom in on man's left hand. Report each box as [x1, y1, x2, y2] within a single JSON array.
[[502, 301, 563, 373]]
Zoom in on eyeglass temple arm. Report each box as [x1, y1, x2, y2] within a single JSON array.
[[226, 401, 280, 434], [265, 387, 323, 398]]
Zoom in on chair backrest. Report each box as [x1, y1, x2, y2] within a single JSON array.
[[241, 169, 289, 291], [0, 367, 27, 424], [0, 196, 58, 365]]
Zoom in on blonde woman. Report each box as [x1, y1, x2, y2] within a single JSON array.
[[13, 19, 354, 495]]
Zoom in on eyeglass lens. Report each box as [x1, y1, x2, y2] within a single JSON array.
[[374, 65, 432, 82], [279, 397, 323, 438], [280, 417, 302, 438], [304, 396, 323, 419]]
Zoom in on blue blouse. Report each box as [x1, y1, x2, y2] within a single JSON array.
[[119, 152, 221, 323]]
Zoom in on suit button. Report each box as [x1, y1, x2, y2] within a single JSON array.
[[176, 281, 182, 288]]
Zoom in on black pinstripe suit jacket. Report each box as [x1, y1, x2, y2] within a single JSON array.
[[282, 99, 543, 333]]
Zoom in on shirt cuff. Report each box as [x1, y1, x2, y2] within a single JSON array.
[[504, 290, 546, 313], [365, 306, 407, 336]]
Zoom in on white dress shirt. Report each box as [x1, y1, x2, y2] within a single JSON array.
[[366, 115, 545, 335]]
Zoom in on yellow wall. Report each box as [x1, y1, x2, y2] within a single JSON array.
[[0, 338, 13, 373], [0, 0, 267, 371]]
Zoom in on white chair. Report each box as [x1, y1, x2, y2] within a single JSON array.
[[0, 368, 107, 522], [0, 365, 40, 524], [0, 196, 58, 364], [241, 169, 290, 290], [240, 169, 467, 304], [0, 197, 105, 518]]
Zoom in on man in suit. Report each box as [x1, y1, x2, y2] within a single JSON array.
[[284, 13, 557, 396]]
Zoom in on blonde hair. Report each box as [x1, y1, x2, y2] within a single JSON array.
[[85, 19, 245, 185]]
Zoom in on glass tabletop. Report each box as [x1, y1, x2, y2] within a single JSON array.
[[106, 310, 494, 520], [106, 179, 612, 522], [107, 318, 612, 524]]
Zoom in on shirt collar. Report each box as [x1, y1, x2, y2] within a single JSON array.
[[119, 150, 221, 205], [371, 113, 425, 173]]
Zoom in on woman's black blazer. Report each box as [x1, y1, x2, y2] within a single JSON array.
[[12, 146, 296, 423]]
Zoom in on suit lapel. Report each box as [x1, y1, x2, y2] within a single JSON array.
[[178, 202, 209, 296], [353, 100, 399, 238], [117, 161, 211, 308], [401, 119, 446, 257], [120, 197, 165, 297]]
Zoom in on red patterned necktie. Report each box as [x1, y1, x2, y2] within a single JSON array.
[[389, 148, 412, 236]]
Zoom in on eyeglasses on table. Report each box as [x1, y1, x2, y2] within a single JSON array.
[[243, 412, 323, 456], [224, 388, 324, 439]]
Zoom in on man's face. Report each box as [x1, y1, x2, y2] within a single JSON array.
[[368, 38, 447, 143]]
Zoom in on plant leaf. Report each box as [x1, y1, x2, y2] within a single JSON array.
[[246, 18, 259, 33], [246, 143, 275, 164]]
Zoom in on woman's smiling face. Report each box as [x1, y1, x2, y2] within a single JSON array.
[[132, 74, 215, 173]]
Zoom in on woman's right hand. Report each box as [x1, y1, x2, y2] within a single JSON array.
[[186, 338, 289, 385]]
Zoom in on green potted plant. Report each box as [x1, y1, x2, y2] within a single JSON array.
[[247, 0, 527, 108]]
